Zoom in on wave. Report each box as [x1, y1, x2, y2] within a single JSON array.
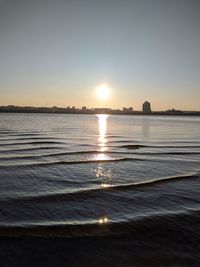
[[108, 140, 139, 144], [121, 144, 200, 149], [0, 149, 199, 162], [0, 146, 66, 153], [113, 172, 199, 190], [120, 145, 147, 149], [0, 131, 14, 134], [0, 151, 99, 161], [0, 157, 142, 169], [0, 144, 199, 155], [106, 135, 124, 138], [0, 150, 129, 160], [0, 207, 199, 238], [0, 141, 66, 147], [0, 150, 101, 160], [153, 145, 200, 148], [4, 172, 199, 204], [138, 152, 200, 155], [0, 137, 62, 142], [0, 133, 44, 137], [156, 140, 200, 144]]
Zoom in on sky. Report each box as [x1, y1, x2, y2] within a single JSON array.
[[0, 0, 200, 111]]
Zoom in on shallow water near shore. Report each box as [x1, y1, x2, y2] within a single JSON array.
[[0, 113, 200, 266]]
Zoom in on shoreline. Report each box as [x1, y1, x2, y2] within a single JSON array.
[[0, 111, 200, 116]]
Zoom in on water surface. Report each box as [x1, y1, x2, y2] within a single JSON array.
[[0, 113, 199, 239]]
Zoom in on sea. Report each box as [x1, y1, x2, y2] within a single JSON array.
[[0, 113, 200, 266]]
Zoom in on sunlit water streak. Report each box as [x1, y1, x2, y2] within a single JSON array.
[[97, 114, 108, 152]]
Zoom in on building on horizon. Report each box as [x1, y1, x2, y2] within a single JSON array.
[[123, 107, 133, 113], [142, 101, 151, 114], [94, 108, 111, 114]]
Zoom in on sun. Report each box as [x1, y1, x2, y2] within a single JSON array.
[[96, 84, 111, 101]]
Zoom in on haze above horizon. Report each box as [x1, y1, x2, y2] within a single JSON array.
[[0, 0, 200, 111]]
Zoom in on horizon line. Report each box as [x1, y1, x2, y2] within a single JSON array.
[[0, 104, 200, 113]]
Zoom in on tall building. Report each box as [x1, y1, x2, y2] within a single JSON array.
[[142, 101, 151, 113]]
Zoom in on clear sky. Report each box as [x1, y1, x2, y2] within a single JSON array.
[[0, 0, 200, 111]]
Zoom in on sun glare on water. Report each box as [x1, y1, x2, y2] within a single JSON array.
[[96, 84, 111, 101]]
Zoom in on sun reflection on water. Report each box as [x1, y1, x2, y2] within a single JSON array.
[[92, 153, 110, 161], [93, 114, 113, 189], [94, 164, 113, 189], [101, 183, 110, 188], [99, 217, 108, 224], [97, 114, 108, 152]]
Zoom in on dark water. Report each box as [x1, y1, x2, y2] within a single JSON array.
[[0, 113, 200, 265]]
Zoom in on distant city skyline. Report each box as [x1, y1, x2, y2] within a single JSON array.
[[0, 0, 200, 111], [1, 102, 199, 114]]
